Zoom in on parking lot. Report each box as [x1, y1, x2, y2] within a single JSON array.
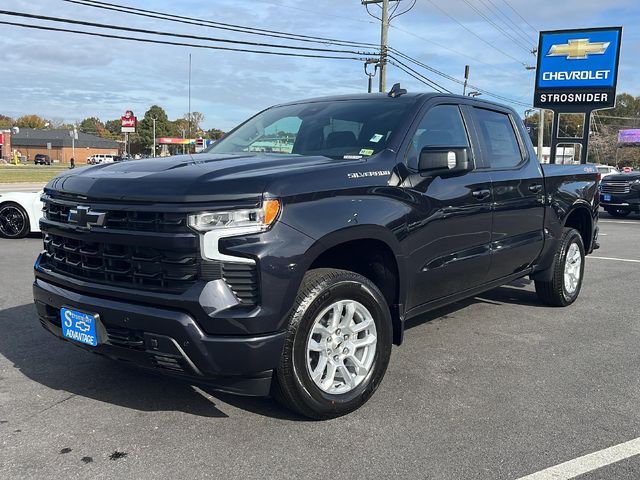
[[1, 212, 639, 479]]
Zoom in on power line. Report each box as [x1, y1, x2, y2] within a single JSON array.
[[388, 60, 448, 93], [63, 0, 378, 49], [477, 0, 537, 45], [389, 56, 452, 92], [500, 0, 538, 35], [458, 0, 534, 53], [0, 10, 377, 56], [423, 0, 530, 67], [260, 1, 376, 25], [388, 50, 532, 107], [0, 20, 370, 61]]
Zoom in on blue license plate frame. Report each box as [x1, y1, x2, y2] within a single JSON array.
[[60, 307, 99, 347]]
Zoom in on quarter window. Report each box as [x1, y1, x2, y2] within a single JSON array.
[[473, 108, 523, 168]]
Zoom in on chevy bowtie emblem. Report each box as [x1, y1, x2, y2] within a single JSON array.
[[547, 38, 610, 60], [68, 206, 107, 229]]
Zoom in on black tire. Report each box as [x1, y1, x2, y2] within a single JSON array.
[[273, 268, 393, 420], [535, 228, 585, 307], [605, 208, 631, 218], [0, 202, 30, 239]]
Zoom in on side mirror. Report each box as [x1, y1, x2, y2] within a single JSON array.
[[419, 146, 471, 173]]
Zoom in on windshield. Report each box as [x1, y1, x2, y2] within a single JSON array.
[[207, 99, 411, 159]]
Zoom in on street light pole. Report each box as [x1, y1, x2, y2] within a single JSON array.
[[538, 109, 544, 162], [152, 116, 157, 158]]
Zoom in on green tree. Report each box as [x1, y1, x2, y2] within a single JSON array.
[[0, 115, 14, 129], [78, 117, 104, 136], [137, 105, 171, 154], [206, 128, 226, 140], [104, 119, 123, 140], [15, 114, 49, 129]]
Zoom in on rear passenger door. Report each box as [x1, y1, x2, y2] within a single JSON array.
[[470, 106, 545, 281]]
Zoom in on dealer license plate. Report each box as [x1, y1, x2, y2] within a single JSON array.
[[60, 307, 98, 346]]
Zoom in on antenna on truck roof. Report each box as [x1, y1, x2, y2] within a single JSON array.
[[388, 83, 407, 98]]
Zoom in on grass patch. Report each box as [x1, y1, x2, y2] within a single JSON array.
[[0, 165, 77, 183]]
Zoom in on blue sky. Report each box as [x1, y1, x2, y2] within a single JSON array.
[[1, 0, 638, 131]]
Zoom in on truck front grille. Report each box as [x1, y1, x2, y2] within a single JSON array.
[[42, 233, 209, 293], [43, 199, 189, 233], [39, 195, 260, 303], [601, 181, 630, 194]]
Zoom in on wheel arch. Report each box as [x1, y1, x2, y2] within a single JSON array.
[[563, 203, 593, 253], [294, 225, 407, 345]]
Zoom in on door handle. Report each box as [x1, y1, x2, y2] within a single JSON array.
[[528, 184, 543, 193], [472, 189, 491, 200]]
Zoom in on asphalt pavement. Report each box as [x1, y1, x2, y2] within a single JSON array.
[[1, 214, 639, 479]]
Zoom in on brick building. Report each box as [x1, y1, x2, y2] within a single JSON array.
[[10, 129, 120, 164]]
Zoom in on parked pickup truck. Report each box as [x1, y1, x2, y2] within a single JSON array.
[[33, 89, 600, 419], [600, 171, 640, 217]]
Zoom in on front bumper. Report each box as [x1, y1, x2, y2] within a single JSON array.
[[600, 193, 640, 211], [33, 277, 286, 396]]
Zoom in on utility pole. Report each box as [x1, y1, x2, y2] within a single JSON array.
[[463, 65, 470, 96], [378, 0, 389, 92], [362, 0, 396, 93]]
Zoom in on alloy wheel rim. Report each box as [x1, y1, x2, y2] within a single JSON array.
[[0, 207, 26, 237], [306, 300, 377, 395], [564, 242, 582, 295]]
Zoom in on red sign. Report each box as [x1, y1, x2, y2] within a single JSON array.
[[121, 110, 137, 133]]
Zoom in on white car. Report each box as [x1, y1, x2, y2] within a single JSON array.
[[0, 191, 43, 239], [596, 164, 619, 178]]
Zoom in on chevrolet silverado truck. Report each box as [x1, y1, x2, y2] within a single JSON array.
[[33, 89, 599, 419], [600, 171, 640, 217]]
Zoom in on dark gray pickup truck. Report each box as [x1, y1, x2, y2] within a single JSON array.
[[34, 89, 599, 419]]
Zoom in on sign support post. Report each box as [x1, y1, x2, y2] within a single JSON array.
[[534, 27, 622, 164]]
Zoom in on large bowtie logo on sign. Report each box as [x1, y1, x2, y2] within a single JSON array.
[[547, 39, 610, 60], [68, 206, 107, 230]]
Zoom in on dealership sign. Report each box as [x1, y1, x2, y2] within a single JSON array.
[[534, 27, 622, 110], [618, 129, 640, 144], [121, 110, 137, 133]]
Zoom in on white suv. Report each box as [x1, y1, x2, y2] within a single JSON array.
[[88, 154, 116, 165]]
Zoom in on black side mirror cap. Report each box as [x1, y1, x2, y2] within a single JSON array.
[[419, 146, 471, 173]]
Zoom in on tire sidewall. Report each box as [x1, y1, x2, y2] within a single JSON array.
[[560, 230, 585, 304], [290, 278, 392, 416]]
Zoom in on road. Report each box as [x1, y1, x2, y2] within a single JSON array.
[[1, 216, 639, 479]]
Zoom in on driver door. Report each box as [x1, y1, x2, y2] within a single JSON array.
[[403, 104, 493, 310]]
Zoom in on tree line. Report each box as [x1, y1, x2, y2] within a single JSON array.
[[0, 106, 226, 155], [524, 93, 640, 167]]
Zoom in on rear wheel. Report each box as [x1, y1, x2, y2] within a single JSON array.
[[0, 202, 30, 239], [535, 228, 585, 307], [605, 208, 631, 218], [273, 268, 392, 419]]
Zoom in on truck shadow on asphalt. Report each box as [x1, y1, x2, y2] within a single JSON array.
[[404, 277, 542, 331], [2, 280, 538, 421], [0, 303, 301, 421]]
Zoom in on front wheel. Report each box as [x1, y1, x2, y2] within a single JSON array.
[[535, 228, 585, 307], [273, 268, 393, 419], [0, 202, 30, 239], [605, 208, 631, 218]]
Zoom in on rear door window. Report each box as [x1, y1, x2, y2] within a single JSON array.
[[473, 108, 524, 169]]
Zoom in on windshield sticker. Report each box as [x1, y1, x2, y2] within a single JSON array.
[[369, 134, 384, 143], [343, 155, 363, 160], [359, 148, 375, 156], [347, 170, 390, 179]]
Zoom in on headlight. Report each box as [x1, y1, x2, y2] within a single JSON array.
[[188, 199, 280, 232]]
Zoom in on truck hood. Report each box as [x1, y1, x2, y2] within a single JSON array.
[[46, 153, 353, 203], [602, 172, 640, 182]]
